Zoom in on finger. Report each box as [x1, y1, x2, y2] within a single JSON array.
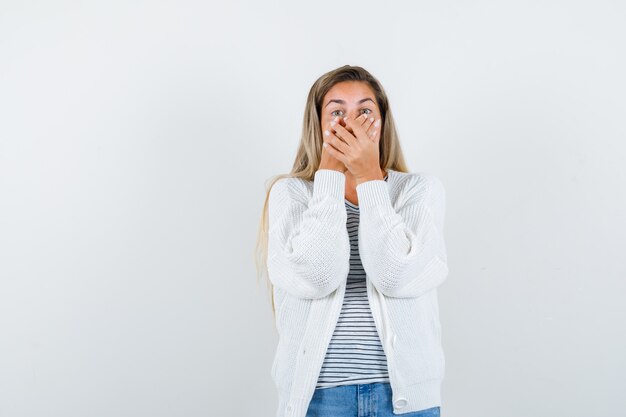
[[338, 115, 357, 135], [325, 116, 343, 141], [342, 114, 366, 134], [323, 141, 348, 165], [332, 119, 357, 145], [344, 114, 370, 142], [353, 113, 370, 127], [362, 117, 376, 140], [363, 117, 379, 140], [325, 127, 351, 154], [343, 113, 368, 126], [370, 118, 381, 142], [328, 117, 349, 146], [364, 115, 376, 141]]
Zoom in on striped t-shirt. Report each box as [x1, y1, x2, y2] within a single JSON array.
[[315, 174, 391, 389]]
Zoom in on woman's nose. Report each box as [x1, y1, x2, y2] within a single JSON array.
[[340, 118, 353, 133], [344, 114, 361, 132]]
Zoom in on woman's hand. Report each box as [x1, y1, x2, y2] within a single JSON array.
[[323, 113, 383, 184], [319, 116, 348, 173]]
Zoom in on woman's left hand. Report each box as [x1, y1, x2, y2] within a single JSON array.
[[323, 113, 383, 184]]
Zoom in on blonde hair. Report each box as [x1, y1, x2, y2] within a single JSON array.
[[254, 65, 411, 322]]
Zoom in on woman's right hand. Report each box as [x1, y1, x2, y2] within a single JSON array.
[[319, 116, 347, 173]]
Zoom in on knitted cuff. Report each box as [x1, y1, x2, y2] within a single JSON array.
[[355, 179, 390, 209], [313, 169, 346, 201]]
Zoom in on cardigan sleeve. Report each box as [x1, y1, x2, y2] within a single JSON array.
[[356, 173, 448, 298], [267, 169, 351, 299]]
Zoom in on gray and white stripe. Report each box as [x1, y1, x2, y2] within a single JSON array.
[[315, 174, 390, 389]]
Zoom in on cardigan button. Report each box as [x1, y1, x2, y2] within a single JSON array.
[[394, 398, 408, 408]]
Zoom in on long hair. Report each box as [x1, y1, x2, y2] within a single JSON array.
[[254, 65, 410, 325]]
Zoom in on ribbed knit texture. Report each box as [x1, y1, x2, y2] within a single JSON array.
[[268, 168, 448, 417]]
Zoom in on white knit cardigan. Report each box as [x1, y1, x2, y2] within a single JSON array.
[[267, 168, 448, 417]]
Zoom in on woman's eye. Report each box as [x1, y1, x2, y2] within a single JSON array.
[[330, 109, 372, 117]]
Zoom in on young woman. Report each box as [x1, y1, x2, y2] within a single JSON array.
[[256, 65, 448, 417]]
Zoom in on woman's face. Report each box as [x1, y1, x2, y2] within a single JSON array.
[[320, 81, 381, 136]]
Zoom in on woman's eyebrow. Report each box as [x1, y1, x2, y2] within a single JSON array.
[[325, 98, 375, 107]]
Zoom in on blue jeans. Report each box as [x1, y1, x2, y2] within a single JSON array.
[[305, 382, 440, 417]]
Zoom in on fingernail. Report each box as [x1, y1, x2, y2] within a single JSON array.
[[330, 121, 336, 126], [324, 130, 330, 136], [374, 119, 380, 127]]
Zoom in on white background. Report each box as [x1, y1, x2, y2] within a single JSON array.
[[1, 1, 625, 416]]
